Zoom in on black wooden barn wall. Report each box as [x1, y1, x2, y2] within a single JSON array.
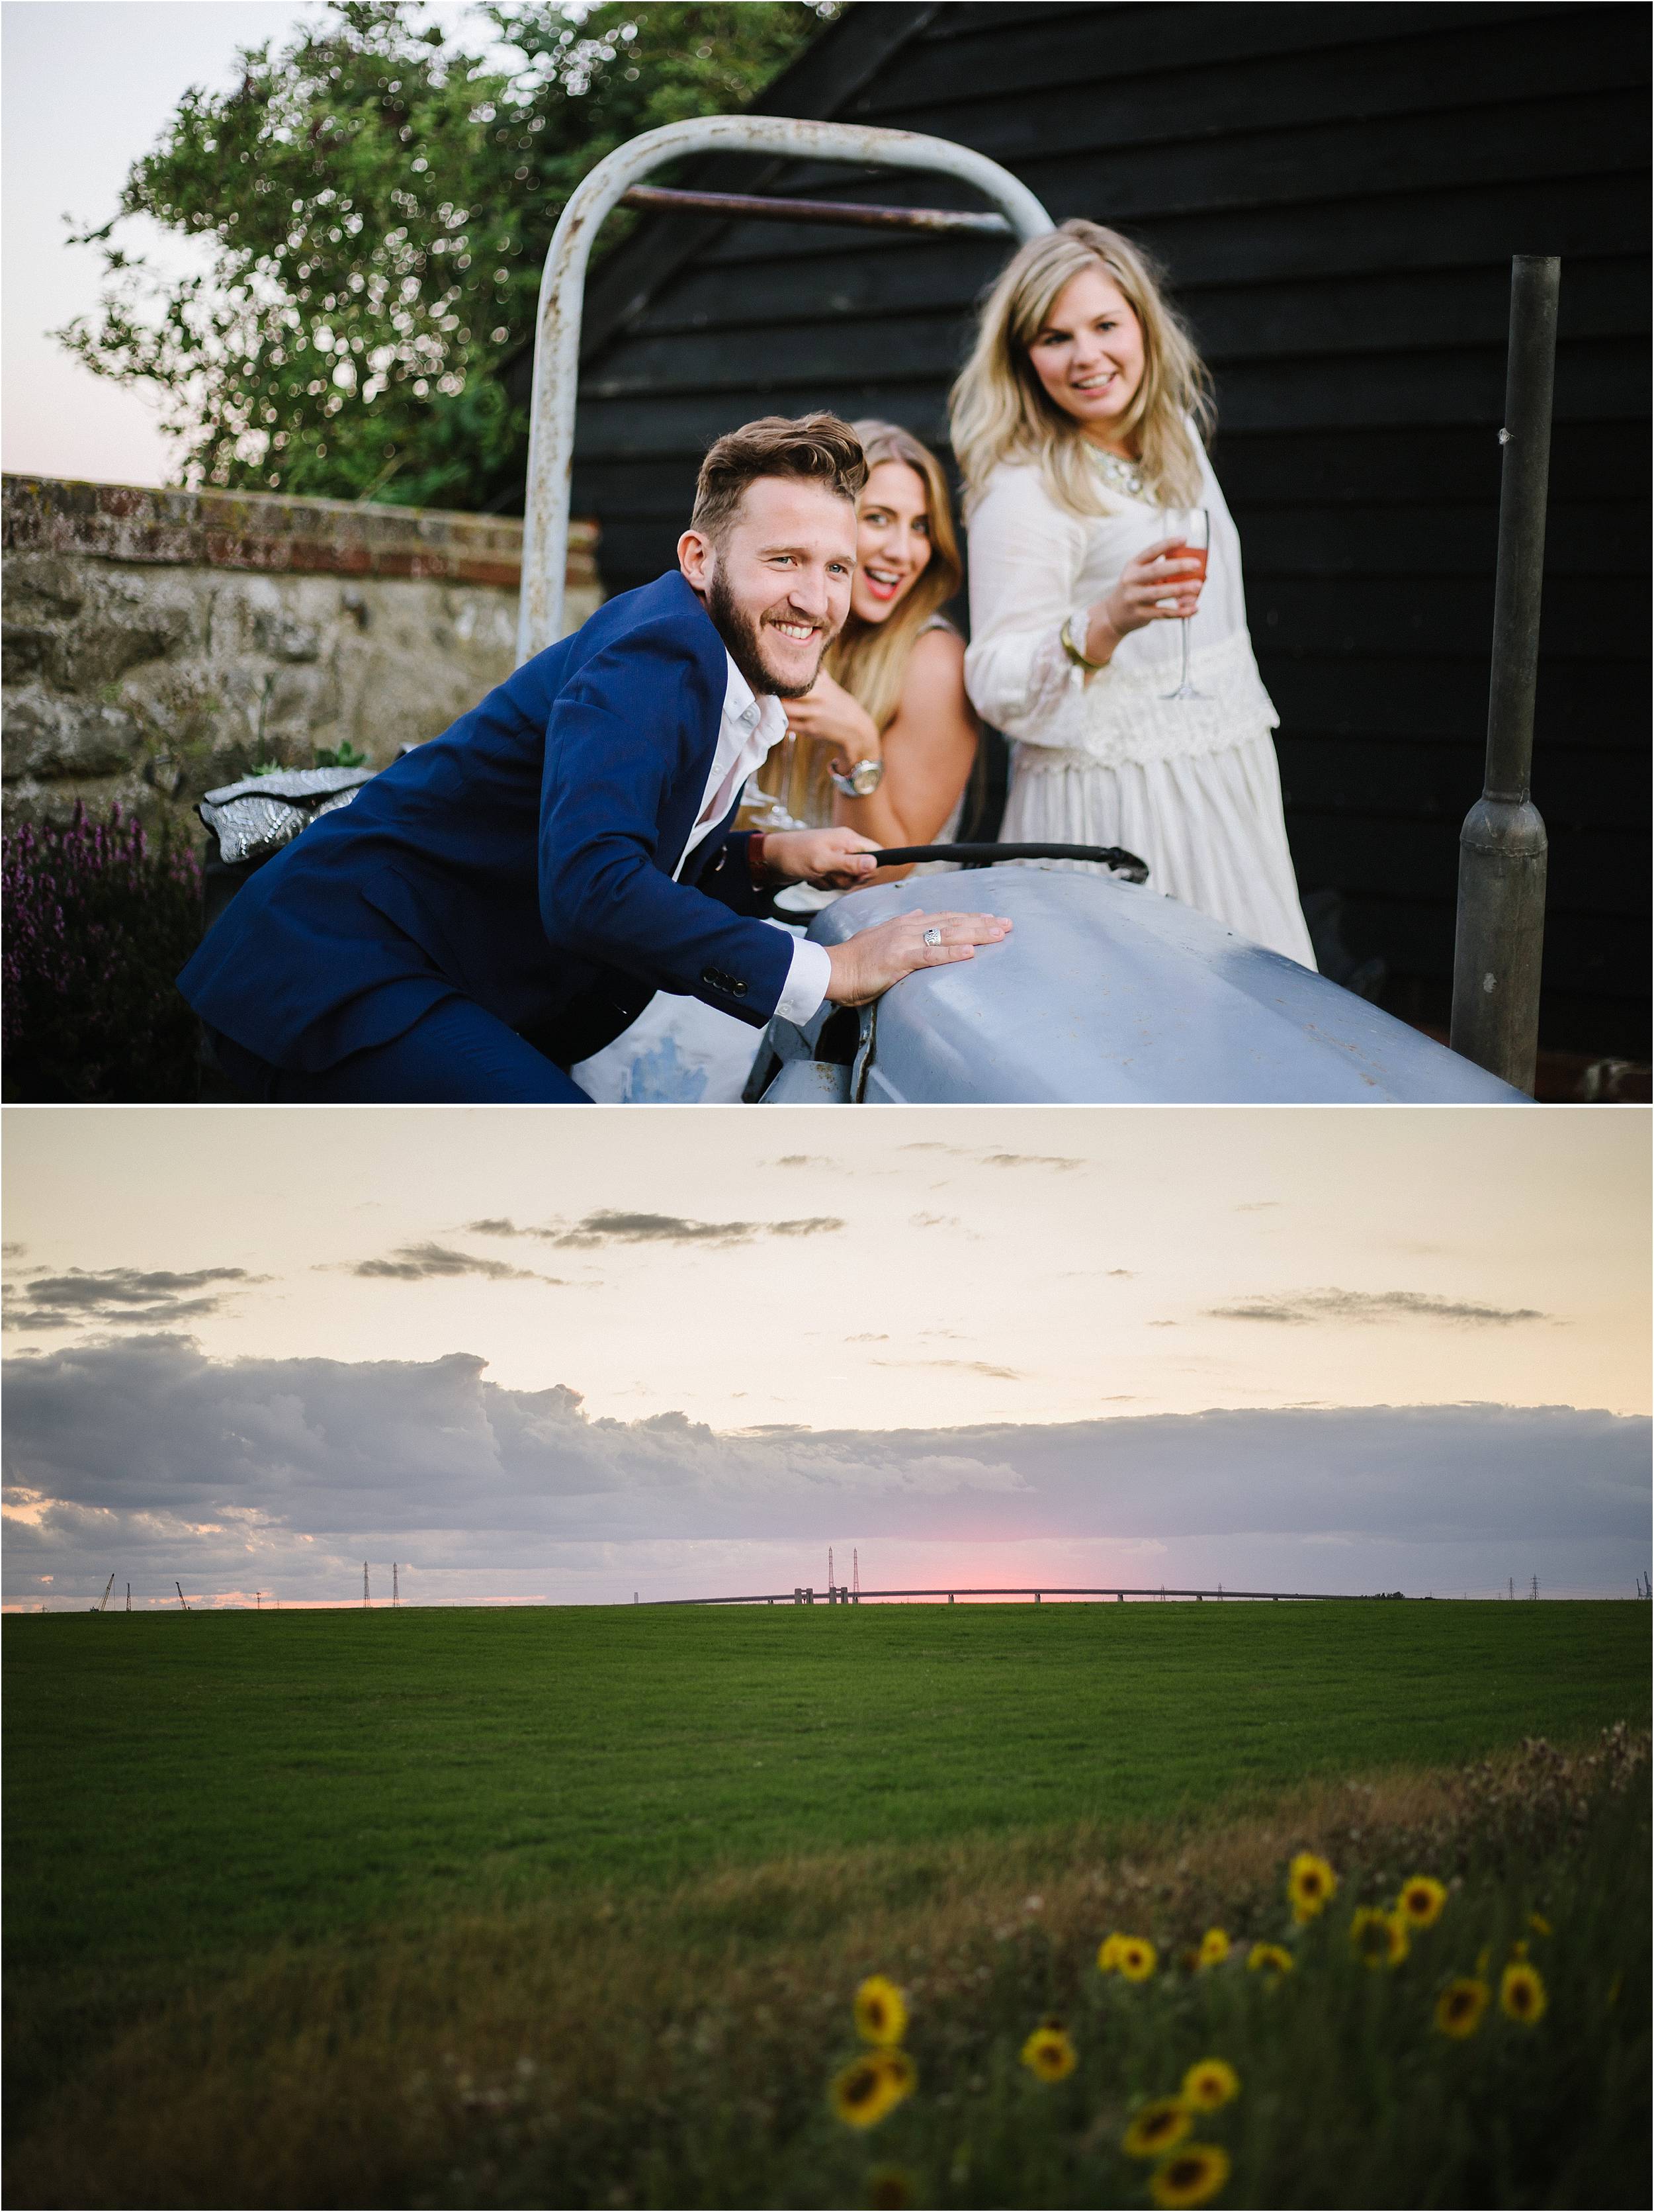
[[561, 2, 1651, 1055]]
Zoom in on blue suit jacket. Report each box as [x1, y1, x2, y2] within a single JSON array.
[[178, 571, 796, 1072]]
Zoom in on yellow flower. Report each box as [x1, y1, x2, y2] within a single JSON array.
[[875, 2049, 918, 2105], [1287, 1851, 1337, 1923], [1123, 2098, 1193, 2159], [1097, 1932, 1125, 1974], [866, 2167, 916, 2209], [1434, 1976, 1491, 2039], [1350, 1907, 1410, 1969], [1528, 1911, 1553, 1937], [855, 1975, 908, 2048], [1116, 1936, 1158, 1982], [1182, 2058, 1240, 2111], [1021, 2023, 1078, 2082], [1246, 1941, 1294, 1977], [1397, 1877, 1448, 1928], [1151, 2143, 1232, 2209], [1500, 1961, 1547, 2025], [1508, 1938, 1529, 1962], [1197, 1927, 1231, 1968], [833, 2055, 898, 2130]]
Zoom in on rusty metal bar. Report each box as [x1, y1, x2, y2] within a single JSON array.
[[518, 116, 1053, 660], [1450, 255, 1559, 1094], [620, 183, 1014, 235]]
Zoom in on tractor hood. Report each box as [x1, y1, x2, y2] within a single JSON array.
[[758, 866, 1528, 1105]]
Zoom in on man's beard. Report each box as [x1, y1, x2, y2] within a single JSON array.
[[706, 570, 829, 699]]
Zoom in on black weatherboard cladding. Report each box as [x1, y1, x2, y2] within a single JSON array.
[[564, 3, 1650, 1055]]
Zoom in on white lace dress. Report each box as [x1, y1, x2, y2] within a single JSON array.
[[964, 446, 1317, 968]]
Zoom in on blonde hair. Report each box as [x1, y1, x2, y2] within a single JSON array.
[[949, 220, 1213, 515], [822, 420, 964, 732]]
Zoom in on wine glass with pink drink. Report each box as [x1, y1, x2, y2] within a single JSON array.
[[1160, 507, 1211, 701]]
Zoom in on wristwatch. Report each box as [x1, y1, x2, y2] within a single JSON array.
[[829, 756, 885, 797]]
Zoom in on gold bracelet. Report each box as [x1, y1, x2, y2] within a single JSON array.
[[1060, 613, 1108, 671]]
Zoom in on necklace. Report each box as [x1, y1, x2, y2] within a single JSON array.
[[1082, 443, 1149, 502]]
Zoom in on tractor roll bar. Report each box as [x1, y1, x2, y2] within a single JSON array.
[[517, 115, 1053, 660]]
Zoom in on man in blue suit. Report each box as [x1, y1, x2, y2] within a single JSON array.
[[180, 412, 1010, 1101]]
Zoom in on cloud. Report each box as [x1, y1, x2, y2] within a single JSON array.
[[764, 1155, 838, 1169], [2, 1266, 266, 1333], [466, 1211, 844, 1249], [1205, 1290, 1548, 1328], [348, 1243, 557, 1284], [897, 1143, 1084, 1171], [976, 1153, 1085, 1172], [1107, 1269, 1135, 1278], [3, 1337, 1644, 1608], [874, 1358, 1025, 1381], [848, 1333, 889, 1343], [909, 1213, 959, 1231]]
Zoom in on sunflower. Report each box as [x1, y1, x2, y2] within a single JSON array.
[[1397, 1877, 1448, 1929], [1246, 1941, 1294, 1977], [1097, 1933, 1125, 1974], [1123, 2098, 1194, 2159], [1433, 1976, 1491, 2039], [1151, 2143, 1232, 2209], [1350, 1907, 1410, 1969], [1287, 1852, 1337, 1923], [875, 2048, 918, 2102], [1500, 1961, 1547, 2025], [1197, 1927, 1231, 1968], [1116, 1937, 1158, 1982], [1528, 1910, 1553, 1937], [1021, 2023, 1078, 2082], [855, 1975, 908, 2048], [1182, 2058, 1240, 2111], [832, 2055, 898, 2130], [866, 2168, 916, 2209]]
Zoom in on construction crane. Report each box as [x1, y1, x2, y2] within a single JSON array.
[[97, 1572, 115, 1613]]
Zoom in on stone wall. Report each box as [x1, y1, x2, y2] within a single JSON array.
[[2, 476, 601, 834]]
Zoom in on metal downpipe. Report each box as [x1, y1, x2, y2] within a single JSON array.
[[1450, 255, 1560, 1094]]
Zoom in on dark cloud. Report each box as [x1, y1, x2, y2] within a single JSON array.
[[466, 1211, 842, 1249], [1205, 1290, 1548, 1328], [3, 1336, 1644, 1607], [349, 1243, 556, 1284], [2, 1266, 265, 1333]]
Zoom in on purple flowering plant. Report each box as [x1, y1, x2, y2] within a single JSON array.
[[3, 805, 202, 1101]]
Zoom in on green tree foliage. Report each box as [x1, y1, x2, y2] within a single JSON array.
[[59, 1, 834, 511]]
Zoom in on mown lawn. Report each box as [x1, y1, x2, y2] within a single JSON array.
[[5, 1600, 1647, 1976]]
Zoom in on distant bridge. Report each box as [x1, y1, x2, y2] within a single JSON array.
[[634, 1585, 1405, 1607]]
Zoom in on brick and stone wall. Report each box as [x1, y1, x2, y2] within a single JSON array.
[[2, 476, 601, 834]]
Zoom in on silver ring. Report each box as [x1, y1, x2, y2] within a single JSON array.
[[922, 926, 943, 947]]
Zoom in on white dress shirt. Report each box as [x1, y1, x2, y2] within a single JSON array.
[[675, 652, 833, 1025]]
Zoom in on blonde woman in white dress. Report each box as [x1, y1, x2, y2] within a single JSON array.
[[951, 219, 1316, 967]]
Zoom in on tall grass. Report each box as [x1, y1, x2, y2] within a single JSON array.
[[6, 1728, 1645, 2210]]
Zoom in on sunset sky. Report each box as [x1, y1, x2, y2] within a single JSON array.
[[4, 1106, 1648, 1609]]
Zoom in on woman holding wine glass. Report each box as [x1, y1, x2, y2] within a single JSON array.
[[950, 219, 1316, 967]]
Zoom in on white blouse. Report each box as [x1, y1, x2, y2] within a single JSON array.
[[963, 442, 1317, 969]]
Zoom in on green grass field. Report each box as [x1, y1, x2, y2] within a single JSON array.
[[7, 1601, 1647, 1976], [5, 1602, 1648, 2209]]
